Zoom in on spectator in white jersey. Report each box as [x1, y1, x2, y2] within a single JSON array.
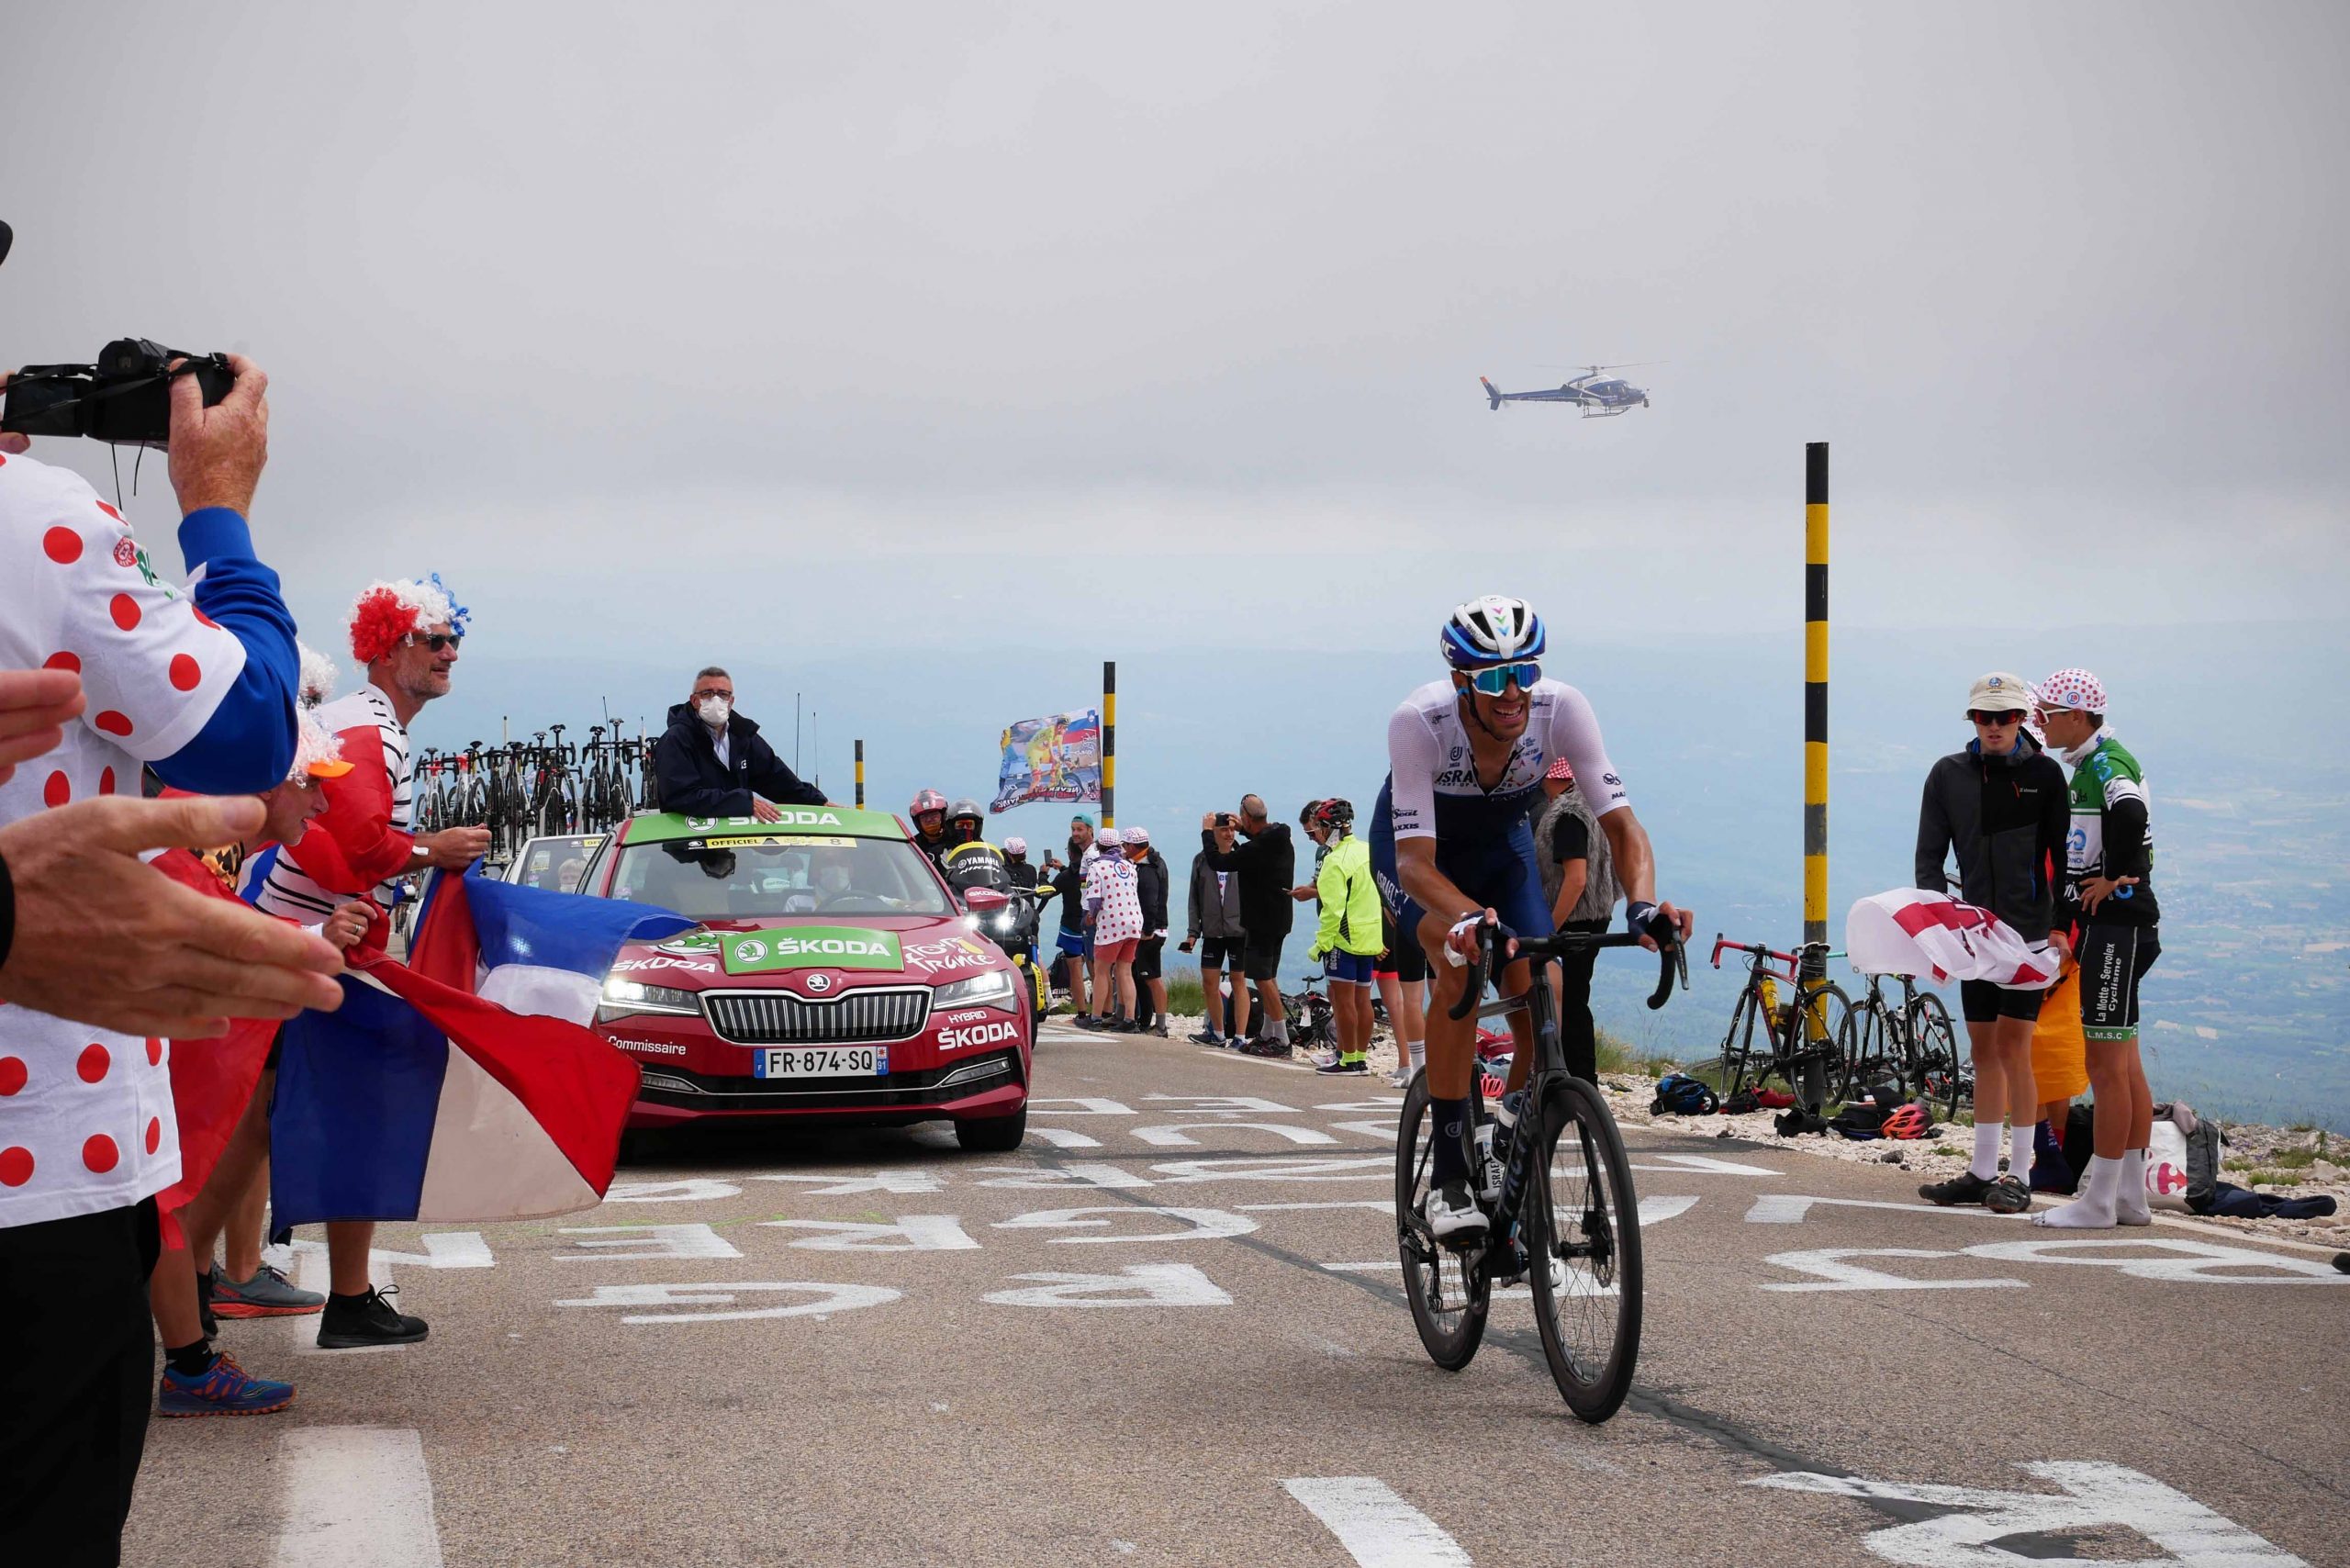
[[255, 577, 490, 1349]]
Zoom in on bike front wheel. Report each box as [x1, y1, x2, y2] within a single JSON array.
[[1906, 991, 1965, 1123], [1524, 1074, 1642, 1423], [1394, 1074, 1490, 1371]]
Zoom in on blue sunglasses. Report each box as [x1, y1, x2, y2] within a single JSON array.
[[1463, 662, 1540, 695]]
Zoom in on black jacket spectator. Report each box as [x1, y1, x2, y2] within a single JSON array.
[[1915, 734, 2069, 943], [1134, 848, 1170, 935], [1051, 841, 1088, 934], [653, 702, 823, 817], [1198, 822, 1295, 938]]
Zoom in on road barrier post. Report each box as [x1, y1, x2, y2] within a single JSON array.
[[854, 739, 865, 809], [1800, 442, 1830, 1109], [1101, 661, 1116, 829]]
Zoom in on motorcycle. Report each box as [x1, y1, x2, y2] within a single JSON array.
[[943, 842, 1055, 1025]]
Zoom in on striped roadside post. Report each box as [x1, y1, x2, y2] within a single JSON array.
[[1101, 661, 1116, 830], [854, 739, 865, 809], [1799, 442, 1830, 1109]]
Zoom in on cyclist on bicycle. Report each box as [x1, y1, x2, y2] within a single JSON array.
[[1372, 594, 1692, 1245]]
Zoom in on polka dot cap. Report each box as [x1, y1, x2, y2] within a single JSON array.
[[2038, 668, 2107, 713]]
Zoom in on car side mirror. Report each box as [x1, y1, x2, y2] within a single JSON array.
[[965, 888, 1010, 913]]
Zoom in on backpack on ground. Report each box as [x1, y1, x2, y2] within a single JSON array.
[[1651, 1073, 1718, 1116]]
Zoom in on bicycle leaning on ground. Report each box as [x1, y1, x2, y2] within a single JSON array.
[[1845, 967, 1970, 1122], [1394, 919, 1686, 1424], [1710, 935, 1856, 1105]]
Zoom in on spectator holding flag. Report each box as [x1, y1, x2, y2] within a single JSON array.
[[255, 576, 490, 1348]]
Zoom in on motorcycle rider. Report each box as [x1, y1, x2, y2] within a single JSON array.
[[909, 789, 953, 871], [947, 798, 988, 848]]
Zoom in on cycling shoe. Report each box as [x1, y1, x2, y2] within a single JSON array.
[[1423, 1181, 1489, 1249]]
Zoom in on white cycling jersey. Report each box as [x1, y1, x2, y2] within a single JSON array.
[[1384, 678, 1628, 842]]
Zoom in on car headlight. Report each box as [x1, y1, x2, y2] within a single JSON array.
[[934, 969, 1019, 1014], [598, 976, 701, 1019]]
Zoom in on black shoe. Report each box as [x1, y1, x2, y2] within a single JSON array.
[[1238, 1036, 1293, 1058], [316, 1285, 429, 1350], [1919, 1170, 1993, 1207]]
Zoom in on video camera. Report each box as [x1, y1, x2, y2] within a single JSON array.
[[2, 340, 234, 447]]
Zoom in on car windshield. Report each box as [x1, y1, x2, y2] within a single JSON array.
[[607, 834, 950, 920], [511, 837, 597, 893]]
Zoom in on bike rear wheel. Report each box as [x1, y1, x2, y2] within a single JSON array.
[[1524, 1074, 1642, 1423], [1394, 1075, 1489, 1370], [1905, 992, 1966, 1122]]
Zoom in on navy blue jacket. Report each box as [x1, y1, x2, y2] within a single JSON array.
[[653, 703, 823, 817]]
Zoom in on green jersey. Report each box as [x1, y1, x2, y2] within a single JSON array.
[[2063, 732, 2159, 927]]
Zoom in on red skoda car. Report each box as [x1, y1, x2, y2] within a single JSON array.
[[582, 808, 1032, 1149]]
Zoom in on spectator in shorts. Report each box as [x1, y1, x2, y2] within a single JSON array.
[[1531, 756, 1620, 1082], [1182, 814, 1249, 1045], [1372, 908, 1427, 1086], [1913, 673, 2069, 1215], [1047, 816, 1094, 1012], [1125, 827, 1171, 1035], [2027, 951, 2089, 1193], [1079, 826, 1143, 1030], [1305, 800, 1380, 1075], [1195, 794, 1297, 1056], [2033, 667, 2162, 1230]]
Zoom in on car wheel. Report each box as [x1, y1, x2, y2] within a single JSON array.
[[955, 1107, 1026, 1153]]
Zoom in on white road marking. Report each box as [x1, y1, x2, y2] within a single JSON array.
[[1134, 1121, 1339, 1148], [751, 1169, 946, 1195], [1314, 1098, 1405, 1112], [287, 1233, 493, 1271], [1964, 1237, 2349, 1284], [1027, 1126, 1105, 1149], [1323, 1260, 1404, 1272], [1239, 1200, 1393, 1213], [1027, 1096, 1136, 1115], [554, 1223, 741, 1262], [1281, 1477, 1473, 1568], [1761, 1248, 2027, 1294], [290, 1249, 403, 1358], [1750, 1460, 2309, 1565], [759, 1215, 981, 1250], [553, 1281, 901, 1323], [602, 1178, 744, 1203], [1637, 1195, 1700, 1226], [994, 1205, 1259, 1243], [981, 1262, 1233, 1307], [973, 1160, 1153, 1189], [1141, 1092, 1298, 1114], [1150, 1155, 1388, 1183], [1628, 1152, 1781, 1176], [269, 1426, 444, 1568]]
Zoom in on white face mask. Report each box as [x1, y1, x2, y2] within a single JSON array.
[[697, 696, 731, 726]]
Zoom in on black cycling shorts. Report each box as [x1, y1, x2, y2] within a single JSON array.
[[1133, 937, 1164, 982], [1959, 979, 2046, 1025], [1242, 935, 1286, 983], [1197, 936, 1245, 970], [1373, 910, 1427, 982], [2077, 924, 2160, 1040]]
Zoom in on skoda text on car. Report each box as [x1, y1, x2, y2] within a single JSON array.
[[586, 807, 1034, 1150]]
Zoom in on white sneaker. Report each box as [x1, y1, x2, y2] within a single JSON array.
[[1423, 1181, 1489, 1246]]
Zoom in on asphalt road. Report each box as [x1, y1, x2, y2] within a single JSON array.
[[129, 1022, 2349, 1567]]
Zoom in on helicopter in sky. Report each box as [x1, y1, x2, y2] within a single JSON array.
[[1480, 364, 1655, 417]]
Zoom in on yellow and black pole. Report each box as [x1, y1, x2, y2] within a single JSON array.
[[854, 739, 866, 809], [1799, 442, 1830, 1108], [1101, 661, 1116, 830]]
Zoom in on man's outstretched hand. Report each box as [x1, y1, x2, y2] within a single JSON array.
[[0, 794, 345, 1037]]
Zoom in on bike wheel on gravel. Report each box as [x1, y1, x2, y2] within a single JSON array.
[[1524, 1074, 1642, 1423], [1906, 991, 1964, 1123], [1395, 1075, 1488, 1371]]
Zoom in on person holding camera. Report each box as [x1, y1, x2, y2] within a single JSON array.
[[2, 313, 346, 1560], [1196, 794, 1296, 1056]]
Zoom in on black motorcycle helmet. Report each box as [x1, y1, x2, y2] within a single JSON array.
[[947, 797, 985, 844]]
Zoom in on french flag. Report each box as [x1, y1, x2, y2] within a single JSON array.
[[270, 872, 692, 1227]]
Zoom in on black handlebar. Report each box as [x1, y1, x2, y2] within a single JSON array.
[[1444, 918, 1688, 1022]]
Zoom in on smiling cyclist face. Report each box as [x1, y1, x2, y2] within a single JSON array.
[[1452, 664, 1535, 741]]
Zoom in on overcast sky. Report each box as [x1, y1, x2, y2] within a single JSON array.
[[6, 2, 2345, 663]]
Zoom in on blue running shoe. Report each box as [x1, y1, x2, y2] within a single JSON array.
[[159, 1353, 295, 1417]]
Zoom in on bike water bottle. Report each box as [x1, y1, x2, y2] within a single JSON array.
[[1760, 972, 1781, 1027]]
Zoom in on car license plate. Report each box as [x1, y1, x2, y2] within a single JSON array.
[[752, 1046, 889, 1080]]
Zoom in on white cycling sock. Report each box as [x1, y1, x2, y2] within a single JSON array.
[[2009, 1121, 2033, 1182], [2116, 1148, 2154, 1225], [2033, 1154, 2121, 1228], [1406, 1038, 1426, 1072], [1971, 1124, 2002, 1182]]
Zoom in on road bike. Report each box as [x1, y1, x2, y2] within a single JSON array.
[[1846, 969, 1970, 1121], [1280, 972, 1337, 1050], [1396, 920, 1685, 1424], [1710, 936, 1857, 1106]]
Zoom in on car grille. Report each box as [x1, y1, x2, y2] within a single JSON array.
[[703, 987, 932, 1046]]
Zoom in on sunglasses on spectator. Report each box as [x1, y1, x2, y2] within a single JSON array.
[[1465, 662, 1540, 696], [1968, 709, 2024, 724], [403, 633, 463, 653]]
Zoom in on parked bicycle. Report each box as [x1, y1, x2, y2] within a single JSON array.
[[1395, 919, 1685, 1424], [1281, 972, 1337, 1051], [1709, 935, 1857, 1106], [1846, 968, 1970, 1121]]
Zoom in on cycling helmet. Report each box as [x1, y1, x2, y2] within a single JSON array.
[[1441, 594, 1547, 669], [1298, 798, 1325, 829], [1881, 1104, 1931, 1140], [1311, 798, 1354, 834]]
